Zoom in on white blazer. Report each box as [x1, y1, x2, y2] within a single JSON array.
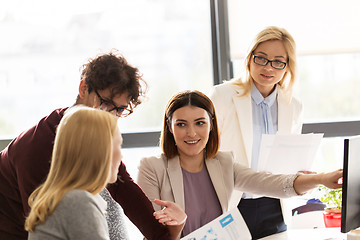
[[137, 151, 299, 213], [209, 81, 303, 209]]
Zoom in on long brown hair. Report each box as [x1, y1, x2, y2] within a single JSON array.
[[161, 90, 220, 159]]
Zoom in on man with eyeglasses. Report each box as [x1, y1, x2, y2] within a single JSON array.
[[0, 52, 178, 240], [94, 90, 133, 117]]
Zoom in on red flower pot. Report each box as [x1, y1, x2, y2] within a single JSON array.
[[323, 208, 341, 228]]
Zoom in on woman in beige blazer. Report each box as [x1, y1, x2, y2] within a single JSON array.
[[137, 90, 342, 238], [209, 26, 303, 239]]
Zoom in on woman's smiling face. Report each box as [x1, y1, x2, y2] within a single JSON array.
[[168, 105, 211, 161], [250, 39, 288, 97]]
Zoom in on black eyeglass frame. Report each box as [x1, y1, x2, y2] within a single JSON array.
[[94, 90, 133, 118], [252, 54, 287, 70]]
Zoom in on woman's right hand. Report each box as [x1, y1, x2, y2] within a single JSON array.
[[153, 199, 187, 226]]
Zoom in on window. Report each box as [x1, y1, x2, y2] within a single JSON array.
[[228, 0, 360, 171], [0, 0, 213, 139], [0, 1, 213, 238]]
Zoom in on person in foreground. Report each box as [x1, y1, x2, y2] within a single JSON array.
[[25, 107, 186, 239], [209, 26, 302, 238], [137, 90, 342, 238], [0, 52, 180, 240]]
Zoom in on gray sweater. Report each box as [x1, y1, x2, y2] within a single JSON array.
[[28, 189, 109, 240]]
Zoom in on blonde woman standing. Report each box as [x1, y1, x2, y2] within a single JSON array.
[[210, 26, 303, 239]]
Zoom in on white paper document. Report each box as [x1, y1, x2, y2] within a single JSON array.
[[180, 208, 251, 240], [257, 133, 323, 174]]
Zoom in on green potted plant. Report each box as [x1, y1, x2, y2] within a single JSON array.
[[318, 186, 342, 228]]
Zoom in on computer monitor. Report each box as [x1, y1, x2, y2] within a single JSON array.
[[341, 136, 360, 233]]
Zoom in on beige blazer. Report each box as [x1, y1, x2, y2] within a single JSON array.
[[209, 81, 303, 214], [137, 151, 298, 213]]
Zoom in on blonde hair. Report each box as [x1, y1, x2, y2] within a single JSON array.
[[232, 26, 297, 96], [25, 106, 118, 231]]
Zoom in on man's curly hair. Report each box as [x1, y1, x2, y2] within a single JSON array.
[[79, 51, 147, 109]]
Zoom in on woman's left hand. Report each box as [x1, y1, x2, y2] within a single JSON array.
[[153, 199, 187, 226], [320, 169, 343, 189], [294, 169, 343, 195]]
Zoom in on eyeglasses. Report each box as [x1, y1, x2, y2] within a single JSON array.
[[95, 90, 133, 118], [252, 55, 287, 70]]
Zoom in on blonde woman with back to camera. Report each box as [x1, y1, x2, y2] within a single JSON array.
[[25, 106, 186, 240]]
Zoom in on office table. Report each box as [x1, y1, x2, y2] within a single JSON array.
[[259, 227, 346, 240]]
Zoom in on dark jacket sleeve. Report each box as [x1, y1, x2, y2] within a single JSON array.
[[107, 162, 171, 240], [0, 108, 66, 239], [16, 109, 66, 215]]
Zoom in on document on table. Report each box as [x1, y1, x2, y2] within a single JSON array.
[[257, 133, 323, 174], [180, 208, 251, 240]]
